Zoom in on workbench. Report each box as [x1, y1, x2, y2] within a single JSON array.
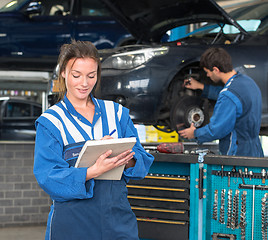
[[127, 150, 268, 240]]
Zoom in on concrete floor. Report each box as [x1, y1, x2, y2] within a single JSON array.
[[0, 226, 46, 240]]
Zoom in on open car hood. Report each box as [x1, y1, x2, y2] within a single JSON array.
[[100, 0, 247, 42]]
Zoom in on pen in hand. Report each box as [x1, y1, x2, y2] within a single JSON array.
[[109, 129, 116, 136]]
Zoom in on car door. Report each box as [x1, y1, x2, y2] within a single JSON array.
[[3, 101, 33, 130], [0, 99, 42, 140], [8, 0, 73, 69]]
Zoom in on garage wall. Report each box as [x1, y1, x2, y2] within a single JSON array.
[[0, 142, 50, 227]]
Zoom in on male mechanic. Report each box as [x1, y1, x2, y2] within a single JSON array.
[[178, 47, 264, 157]]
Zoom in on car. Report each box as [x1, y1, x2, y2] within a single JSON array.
[[0, 97, 42, 140], [94, 0, 268, 135], [0, 0, 134, 72]]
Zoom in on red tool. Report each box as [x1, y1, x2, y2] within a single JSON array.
[[144, 142, 184, 154]]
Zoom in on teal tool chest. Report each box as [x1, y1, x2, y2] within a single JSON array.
[[127, 151, 268, 240]]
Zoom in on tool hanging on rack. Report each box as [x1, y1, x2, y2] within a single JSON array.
[[219, 189, 226, 224], [240, 191, 247, 240], [212, 168, 268, 182], [228, 171, 231, 187], [213, 189, 218, 221], [252, 185, 255, 240], [261, 193, 268, 240], [226, 189, 232, 228], [261, 169, 266, 184], [230, 190, 239, 230], [239, 184, 268, 190]]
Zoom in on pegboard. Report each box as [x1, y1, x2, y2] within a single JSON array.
[[205, 164, 268, 240]]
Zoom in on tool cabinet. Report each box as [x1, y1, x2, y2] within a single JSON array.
[[127, 151, 268, 240]]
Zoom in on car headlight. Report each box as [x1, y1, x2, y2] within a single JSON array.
[[101, 46, 169, 70]]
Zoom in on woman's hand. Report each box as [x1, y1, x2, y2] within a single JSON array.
[[86, 149, 135, 180], [101, 135, 113, 140]]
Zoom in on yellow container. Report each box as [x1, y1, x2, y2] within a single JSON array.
[[145, 126, 178, 143]]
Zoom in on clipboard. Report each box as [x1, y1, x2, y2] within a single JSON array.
[[75, 137, 136, 180]]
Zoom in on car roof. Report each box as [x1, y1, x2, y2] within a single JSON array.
[[100, 0, 247, 42], [0, 97, 41, 106]]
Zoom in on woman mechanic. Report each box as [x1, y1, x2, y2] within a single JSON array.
[[33, 40, 154, 240]]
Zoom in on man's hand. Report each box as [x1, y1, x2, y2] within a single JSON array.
[[184, 77, 204, 90], [178, 123, 196, 139]]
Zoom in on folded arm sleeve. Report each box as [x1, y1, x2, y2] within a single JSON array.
[[33, 122, 94, 202], [194, 92, 242, 144], [119, 107, 154, 181], [202, 84, 223, 100]]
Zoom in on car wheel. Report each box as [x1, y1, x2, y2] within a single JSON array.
[[170, 95, 206, 131]]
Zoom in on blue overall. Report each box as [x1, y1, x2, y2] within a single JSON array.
[[33, 95, 154, 240], [195, 72, 264, 157]]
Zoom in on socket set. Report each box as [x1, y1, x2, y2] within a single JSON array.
[[212, 166, 268, 184], [208, 165, 268, 240]]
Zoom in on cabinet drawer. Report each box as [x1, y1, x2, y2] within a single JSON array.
[[127, 185, 189, 199], [129, 175, 190, 189], [132, 206, 189, 221], [137, 218, 189, 240], [128, 195, 189, 210]]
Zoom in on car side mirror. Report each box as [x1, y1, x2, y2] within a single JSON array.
[[25, 2, 42, 15]]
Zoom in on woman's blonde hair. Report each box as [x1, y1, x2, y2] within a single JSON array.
[[57, 40, 101, 101]]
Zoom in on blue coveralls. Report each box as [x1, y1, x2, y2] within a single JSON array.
[[34, 95, 154, 240], [195, 72, 264, 157]]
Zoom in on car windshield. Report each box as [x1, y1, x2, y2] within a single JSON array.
[[166, 1, 268, 42], [197, 1, 267, 35], [185, 19, 261, 39], [0, 0, 28, 12]]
